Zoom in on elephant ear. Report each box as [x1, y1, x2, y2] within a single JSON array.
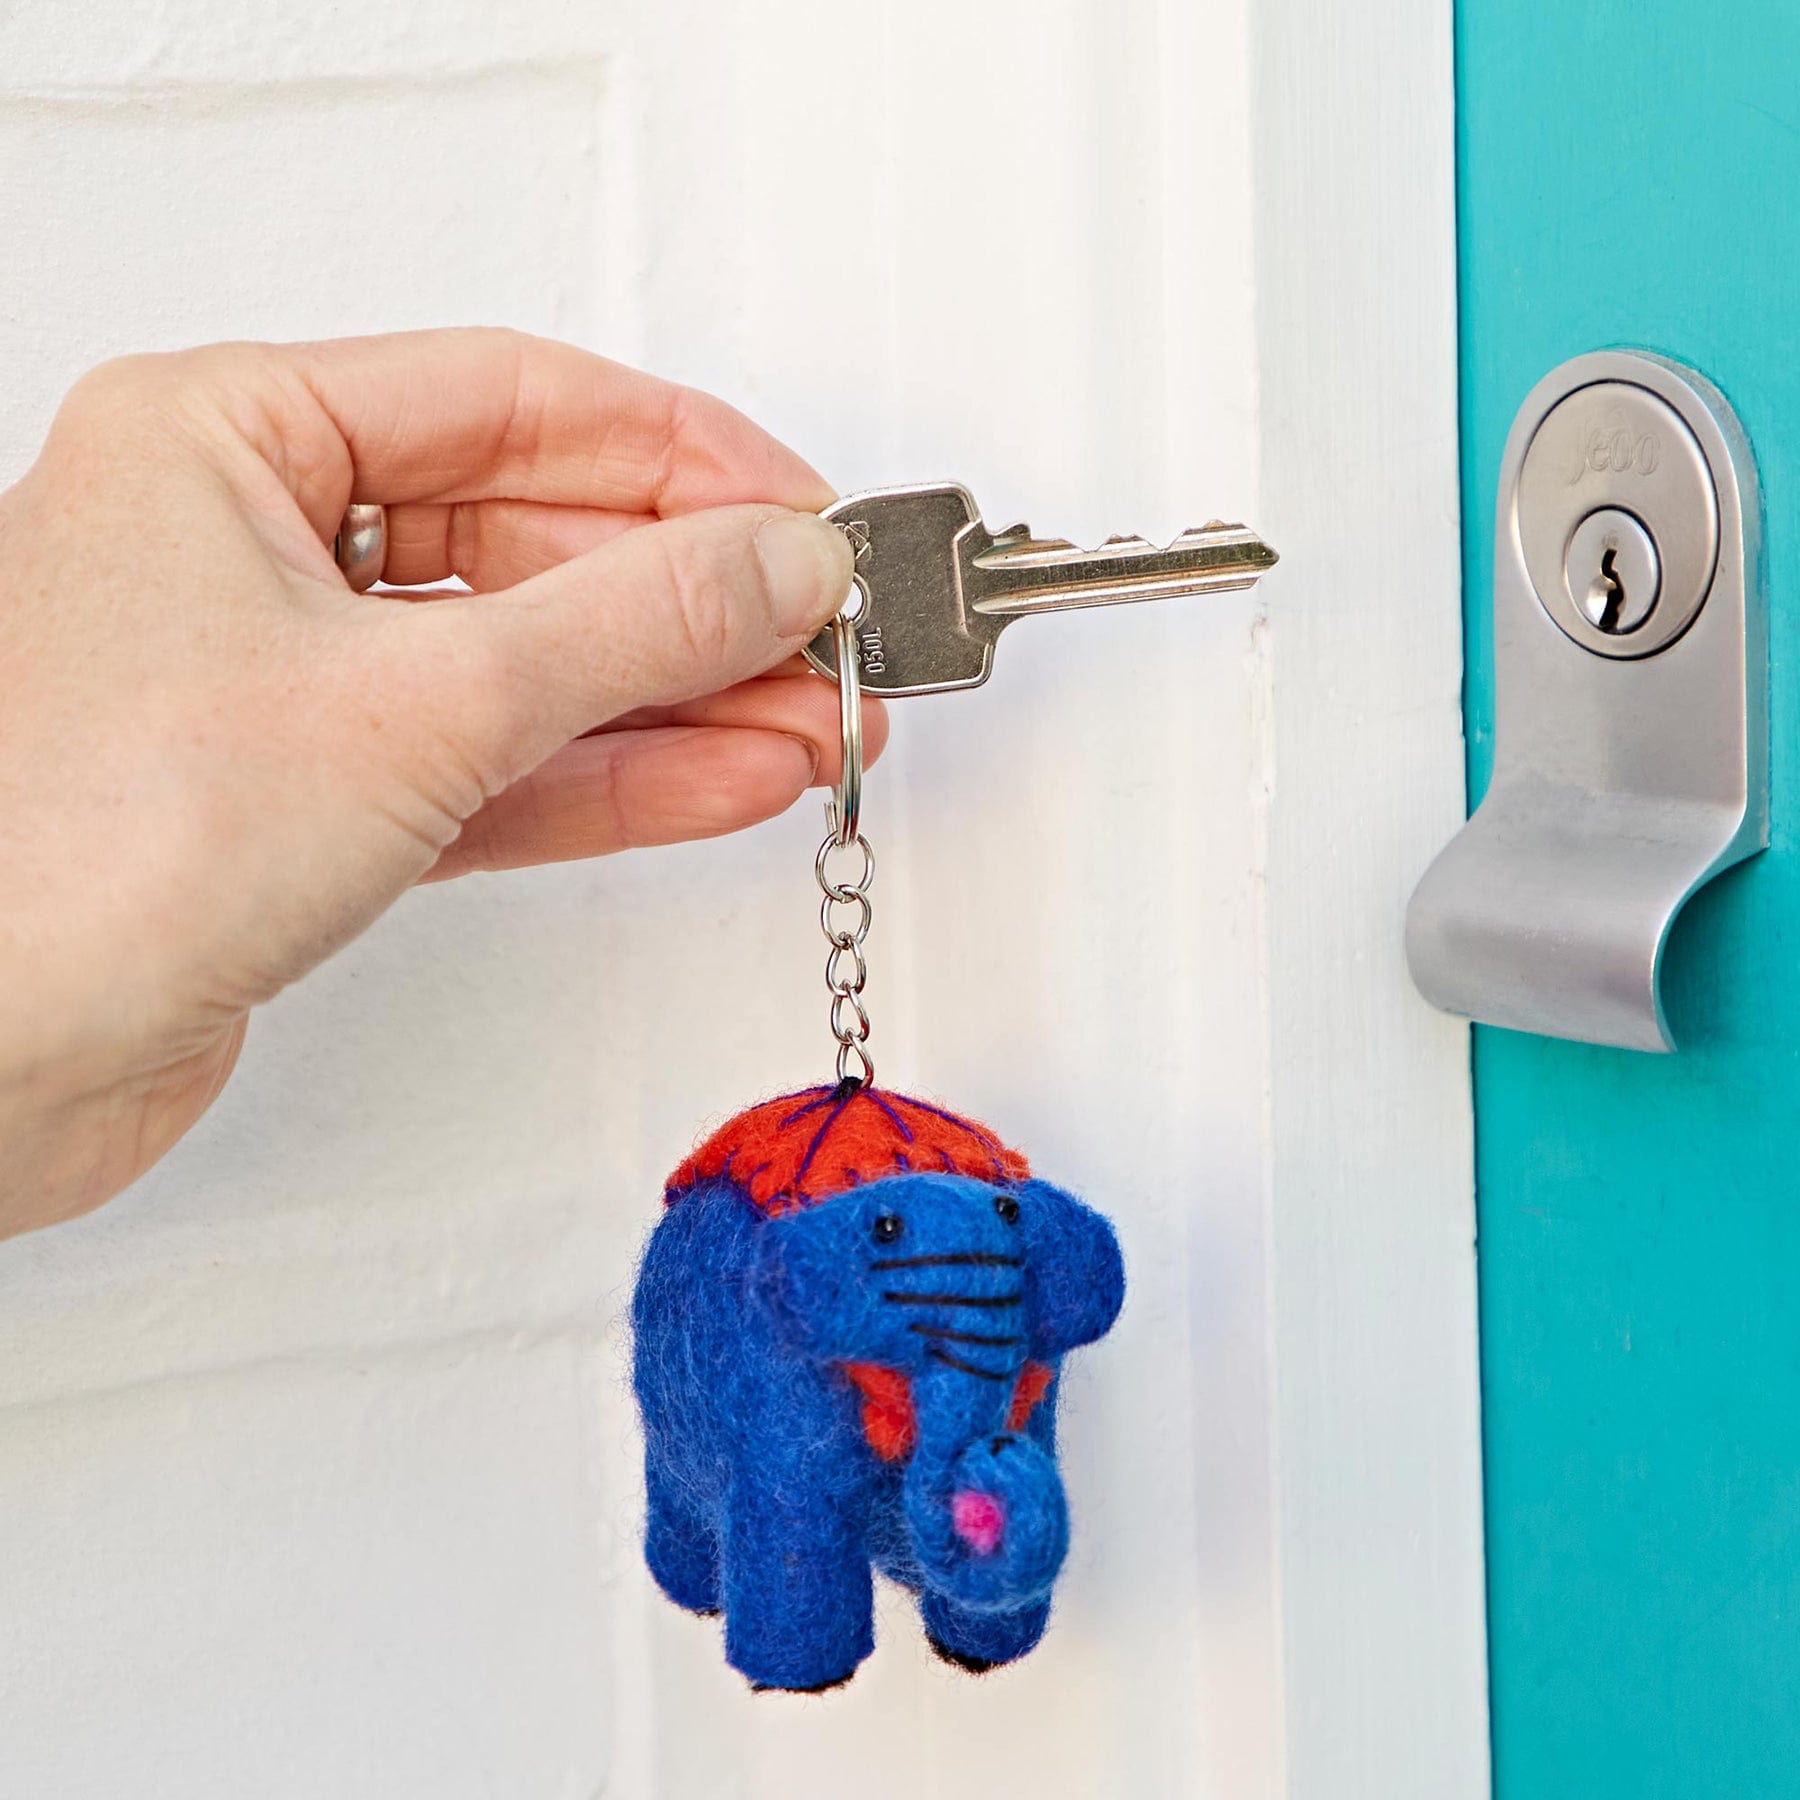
[[747, 1204, 843, 1357], [1017, 1179, 1125, 1358], [747, 1193, 896, 1362]]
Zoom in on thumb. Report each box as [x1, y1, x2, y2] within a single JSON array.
[[410, 503, 853, 790]]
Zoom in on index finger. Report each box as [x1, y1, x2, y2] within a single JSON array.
[[207, 327, 836, 535]]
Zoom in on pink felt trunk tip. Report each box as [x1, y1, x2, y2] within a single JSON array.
[[951, 1490, 1006, 1556]]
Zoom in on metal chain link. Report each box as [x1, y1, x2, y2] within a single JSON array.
[[815, 829, 875, 1086], [810, 607, 876, 1087]]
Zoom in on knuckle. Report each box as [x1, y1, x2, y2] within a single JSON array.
[[54, 353, 173, 433], [439, 322, 536, 358], [445, 500, 486, 581], [656, 527, 745, 672], [647, 381, 694, 512], [484, 324, 539, 358], [442, 786, 507, 876], [51, 343, 272, 465]]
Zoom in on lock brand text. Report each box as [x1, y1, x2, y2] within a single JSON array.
[[1571, 421, 1662, 482]]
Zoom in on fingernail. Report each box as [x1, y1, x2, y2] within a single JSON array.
[[756, 512, 854, 638], [783, 733, 823, 786]]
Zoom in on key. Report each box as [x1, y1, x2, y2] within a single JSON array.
[[802, 482, 1277, 696]]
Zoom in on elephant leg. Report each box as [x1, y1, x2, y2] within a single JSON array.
[[644, 1456, 721, 1617], [920, 1591, 1051, 1674], [721, 1492, 874, 1693]]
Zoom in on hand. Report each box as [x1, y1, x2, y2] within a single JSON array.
[[0, 328, 884, 1237]]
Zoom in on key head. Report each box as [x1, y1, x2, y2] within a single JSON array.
[[804, 484, 1006, 696]]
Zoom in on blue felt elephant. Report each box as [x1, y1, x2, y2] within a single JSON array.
[[632, 1083, 1125, 1692]]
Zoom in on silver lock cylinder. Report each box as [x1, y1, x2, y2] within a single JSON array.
[[1516, 378, 1719, 658], [1406, 350, 1765, 1052]]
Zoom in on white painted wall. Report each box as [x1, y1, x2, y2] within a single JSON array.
[[0, 4, 1484, 1797]]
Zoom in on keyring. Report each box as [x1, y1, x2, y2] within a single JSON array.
[[334, 503, 388, 592], [826, 612, 862, 849]]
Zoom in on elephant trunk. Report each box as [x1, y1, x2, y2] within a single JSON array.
[[902, 1364, 1070, 1611]]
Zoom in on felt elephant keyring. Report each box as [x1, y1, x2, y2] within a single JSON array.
[[631, 609, 1126, 1694]]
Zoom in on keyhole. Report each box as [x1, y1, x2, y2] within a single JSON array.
[[1591, 546, 1627, 633], [1560, 507, 1662, 648]]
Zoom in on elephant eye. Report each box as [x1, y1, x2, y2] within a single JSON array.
[[871, 1213, 904, 1246], [994, 1193, 1021, 1225]]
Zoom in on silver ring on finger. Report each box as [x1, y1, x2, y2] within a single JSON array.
[[334, 503, 388, 592]]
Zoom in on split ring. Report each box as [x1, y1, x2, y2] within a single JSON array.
[[826, 612, 862, 849]]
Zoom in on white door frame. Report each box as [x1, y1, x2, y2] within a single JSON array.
[[1255, 1, 1489, 1791]]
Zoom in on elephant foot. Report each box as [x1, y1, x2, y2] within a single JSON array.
[[927, 1636, 1001, 1675], [728, 1630, 870, 1694], [645, 1470, 722, 1616], [750, 1669, 858, 1696], [721, 1498, 876, 1696], [646, 1538, 722, 1616], [920, 1591, 1050, 1674], [653, 1584, 722, 1619]]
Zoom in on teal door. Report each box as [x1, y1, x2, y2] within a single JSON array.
[[1460, 4, 1800, 1793]]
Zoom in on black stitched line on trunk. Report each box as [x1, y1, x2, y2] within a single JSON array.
[[908, 1325, 1023, 1347], [868, 1253, 1024, 1271], [881, 1290, 1024, 1309], [926, 1346, 1013, 1382]]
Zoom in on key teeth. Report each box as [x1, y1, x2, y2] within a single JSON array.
[[1002, 526, 1254, 555], [968, 513, 1278, 580], [1019, 529, 1238, 554]]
